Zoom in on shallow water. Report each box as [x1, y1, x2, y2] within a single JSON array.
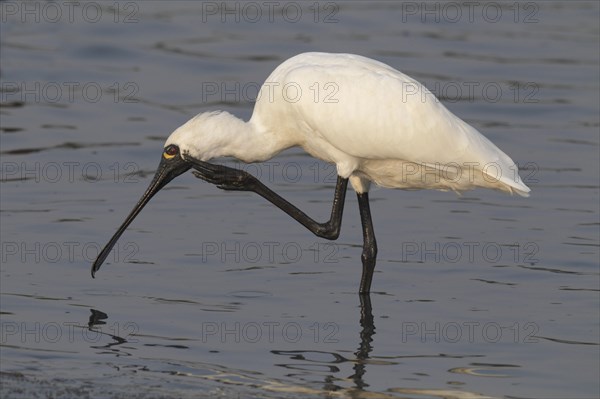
[[1, 2, 599, 398]]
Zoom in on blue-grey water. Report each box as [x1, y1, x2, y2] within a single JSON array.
[[1, 2, 599, 398]]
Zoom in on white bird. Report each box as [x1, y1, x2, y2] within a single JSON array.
[[92, 52, 530, 294]]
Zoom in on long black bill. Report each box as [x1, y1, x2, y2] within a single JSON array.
[[91, 156, 191, 277]]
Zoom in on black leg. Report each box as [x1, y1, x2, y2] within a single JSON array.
[[250, 174, 348, 240], [189, 160, 348, 240], [357, 192, 377, 294], [190, 160, 379, 293]]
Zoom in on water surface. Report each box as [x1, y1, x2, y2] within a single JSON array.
[[1, 2, 599, 398]]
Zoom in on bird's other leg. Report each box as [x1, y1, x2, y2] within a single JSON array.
[[252, 174, 349, 239], [189, 160, 348, 240], [357, 192, 377, 294]]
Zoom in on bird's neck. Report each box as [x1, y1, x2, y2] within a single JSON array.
[[211, 112, 294, 163]]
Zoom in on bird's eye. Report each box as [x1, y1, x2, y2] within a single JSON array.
[[163, 145, 179, 159]]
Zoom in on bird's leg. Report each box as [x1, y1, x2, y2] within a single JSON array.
[[190, 159, 377, 293], [189, 160, 348, 240], [248, 174, 349, 239], [357, 192, 377, 294], [190, 161, 255, 191]]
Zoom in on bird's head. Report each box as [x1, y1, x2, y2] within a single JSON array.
[[91, 111, 231, 277], [164, 111, 238, 163]]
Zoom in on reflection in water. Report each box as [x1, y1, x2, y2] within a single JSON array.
[[87, 309, 129, 355], [88, 308, 109, 328], [85, 302, 504, 398], [449, 363, 520, 378], [350, 294, 375, 390], [269, 296, 494, 398], [273, 294, 376, 393]]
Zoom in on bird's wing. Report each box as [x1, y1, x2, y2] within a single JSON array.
[[255, 53, 529, 194]]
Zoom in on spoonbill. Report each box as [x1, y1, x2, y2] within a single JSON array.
[[91, 52, 530, 294]]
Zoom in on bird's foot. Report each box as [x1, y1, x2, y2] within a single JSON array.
[[189, 160, 255, 191]]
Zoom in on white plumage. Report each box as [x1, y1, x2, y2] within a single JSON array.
[[167, 52, 530, 196], [93, 52, 530, 292]]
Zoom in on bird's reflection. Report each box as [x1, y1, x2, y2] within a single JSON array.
[[350, 294, 375, 390], [272, 294, 376, 392], [88, 309, 109, 328], [87, 309, 130, 354]]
